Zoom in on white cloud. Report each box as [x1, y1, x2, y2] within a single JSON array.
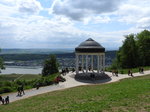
[[0, 13, 125, 49], [0, 0, 17, 6], [51, 0, 121, 21], [0, 0, 150, 49], [0, 3, 18, 17], [137, 17, 150, 29], [117, 0, 150, 28], [92, 16, 111, 24], [18, 0, 43, 14], [0, 0, 43, 16]]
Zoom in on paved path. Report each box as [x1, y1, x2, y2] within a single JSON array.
[[1, 70, 150, 103]]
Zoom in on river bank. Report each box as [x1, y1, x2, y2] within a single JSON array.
[[0, 66, 42, 75]]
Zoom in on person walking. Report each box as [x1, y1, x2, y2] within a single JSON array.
[[5, 96, 9, 104], [112, 70, 115, 76], [36, 83, 40, 90], [115, 70, 118, 77], [17, 86, 21, 96], [139, 67, 141, 73], [66, 68, 69, 73], [128, 70, 131, 76], [0, 96, 2, 104], [2, 98, 5, 105], [141, 68, 144, 74], [0, 96, 5, 105], [72, 68, 75, 73], [20, 85, 25, 95], [130, 70, 133, 77]]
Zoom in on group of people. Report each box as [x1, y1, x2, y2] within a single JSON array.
[[61, 68, 69, 76], [54, 75, 66, 84], [0, 96, 9, 105], [139, 67, 144, 74], [112, 69, 133, 77], [112, 70, 119, 77], [79, 66, 92, 72], [1, 85, 25, 105], [54, 76, 61, 84], [17, 85, 25, 96], [71, 68, 75, 73], [61, 67, 77, 75], [128, 70, 133, 77]]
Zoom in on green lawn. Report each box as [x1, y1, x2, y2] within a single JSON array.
[[0, 73, 61, 94], [0, 75, 150, 112], [0, 74, 41, 94], [0, 74, 41, 81], [106, 66, 150, 74]]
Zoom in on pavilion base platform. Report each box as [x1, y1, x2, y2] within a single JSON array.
[[74, 72, 111, 83]]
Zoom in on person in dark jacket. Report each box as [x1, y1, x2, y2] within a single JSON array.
[[36, 83, 40, 90], [17, 86, 21, 96], [141, 68, 144, 74], [0, 96, 2, 104], [20, 85, 25, 95], [130, 70, 133, 77], [128, 70, 131, 76], [5, 96, 9, 104]]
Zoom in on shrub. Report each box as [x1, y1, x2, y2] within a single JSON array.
[[0, 86, 13, 94], [3, 81, 12, 86], [42, 55, 59, 76], [120, 70, 124, 74], [15, 80, 23, 85], [59, 76, 66, 82], [0, 73, 65, 94]]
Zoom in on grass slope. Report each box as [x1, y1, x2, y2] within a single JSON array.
[[0, 73, 60, 94], [0, 75, 150, 112], [106, 66, 150, 74], [0, 74, 41, 81]]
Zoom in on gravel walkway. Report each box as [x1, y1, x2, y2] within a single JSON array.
[[1, 70, 150, 103]]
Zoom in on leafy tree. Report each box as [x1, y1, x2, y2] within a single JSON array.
[[116, 34, 138, 68], [112, 30, 150, 69], [136, 30, 150, 66], [110, 58, 119, 69], [0, 58, 4, 69], [42, 55, 59, 76], [0, 49, 5, 70]]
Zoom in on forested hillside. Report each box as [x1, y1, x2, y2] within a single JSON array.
[[0, 51, 116, 61]]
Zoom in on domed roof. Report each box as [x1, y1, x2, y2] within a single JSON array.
[[75, 38, 105, 53]]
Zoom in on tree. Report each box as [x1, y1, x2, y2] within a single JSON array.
[[42, 55, 59, 76], [0, 49, 5, 70], [112, 30, 150, 69], [115, 34, 138, 68], [136, 30, 150, 66]]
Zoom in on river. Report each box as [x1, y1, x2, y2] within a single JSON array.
[[0, 66, 43, 75]]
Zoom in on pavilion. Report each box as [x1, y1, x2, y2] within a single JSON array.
[[75, 38, 105, 74]]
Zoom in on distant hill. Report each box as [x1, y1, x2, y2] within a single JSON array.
[[0, 50, 117, 67], [0, 49, 117, 54], [0, 51, 117, 61], [0, 49, 74, 54]]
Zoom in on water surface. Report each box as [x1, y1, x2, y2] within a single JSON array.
[[0, 66, 42, 75]]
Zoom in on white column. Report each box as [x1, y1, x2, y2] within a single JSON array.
[[97, 55, 100, 73], [100, 55, 102, 72], [91, 55, 93, 71], [103, 54, 105, 71], [101, 55, 103, 71], [82, 55, 84, 72], [86, 55, 88, 73], [76, 54, 79, 74]]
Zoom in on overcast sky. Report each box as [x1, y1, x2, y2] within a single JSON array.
[[0, 0, 150, 50]]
